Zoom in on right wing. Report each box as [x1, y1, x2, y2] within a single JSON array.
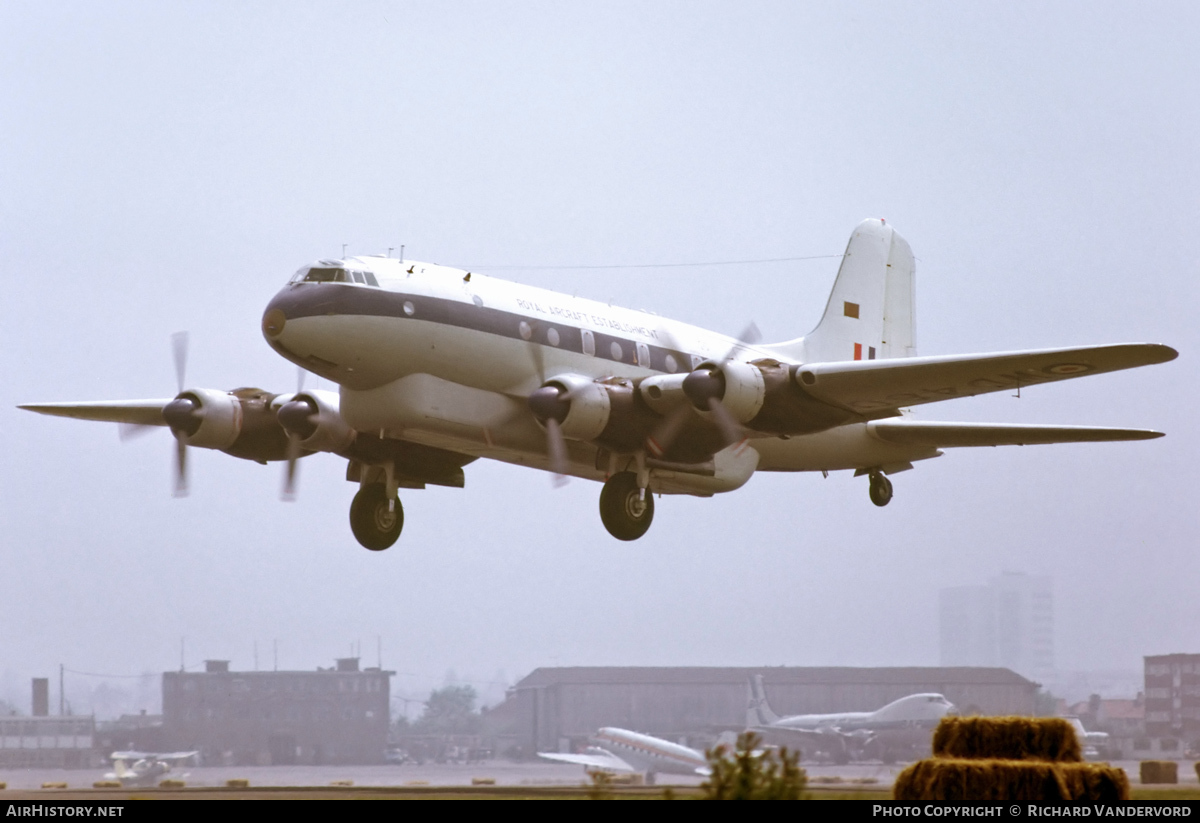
[[537, 749, 636, 772], [18, 400, 171, 426], [797, 343, 1176, 414]]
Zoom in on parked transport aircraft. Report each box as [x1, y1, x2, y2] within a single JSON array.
[[538, 727, 711, 783], [746, 675, 956, 764], [20, 219, 1176, 549]]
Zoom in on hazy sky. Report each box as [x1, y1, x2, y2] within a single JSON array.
[[1, 1, 1196, 716]]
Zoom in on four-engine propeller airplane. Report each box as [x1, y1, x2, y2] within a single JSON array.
[[746, 675, 956, 764], [20, 219, 1177, 550]]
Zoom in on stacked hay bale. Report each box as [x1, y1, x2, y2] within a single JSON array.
[[1139, 761, 1177, 784], [894, 717, 1129, 802]]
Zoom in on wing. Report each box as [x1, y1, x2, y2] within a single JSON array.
[[748, 725, 849, 750], [869, 420, 1163, 447], [797, 343, 1176, 414], [18, 400, 171, 426], [537, 750, 636, 772]]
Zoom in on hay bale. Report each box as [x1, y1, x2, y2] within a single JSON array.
[[41, 782, 68, 789], [1195, 762, 1199, 782], [1140, 761, 1178, 784], [471, 777, 496, 785], [933, 716, 1082, 762], [158, 779, 185, 788], [225, 778, 250, 788], [92, 781, 121, 788], [894, 758, 1128, 802], [329, 780, 353, 787]]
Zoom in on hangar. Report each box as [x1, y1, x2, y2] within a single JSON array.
[[506, 666, 1038, 754]]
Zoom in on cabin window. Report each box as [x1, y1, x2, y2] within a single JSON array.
[[547, 327, 560, 347], [610, 341, 623, 361], [581, 330, 595, 356], [636, 342, 650, 368], [363, 271, 379, 287]]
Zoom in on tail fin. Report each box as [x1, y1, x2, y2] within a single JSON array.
[[769, 219, 916, 364], [747, 675, 780, 726]]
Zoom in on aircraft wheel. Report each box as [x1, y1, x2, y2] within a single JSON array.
[[868, 471, 893, 507], [350, 483, 403, 551], [599, 471, 655, 541]]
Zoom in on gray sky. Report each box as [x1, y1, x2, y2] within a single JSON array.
[[1, 1, 1196, 715]]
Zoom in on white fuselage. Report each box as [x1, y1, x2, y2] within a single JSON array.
[[262, 257, 938, 494], [591, 727, 709, 776]]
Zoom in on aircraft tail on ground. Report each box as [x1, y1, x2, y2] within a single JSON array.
[[747, 674, 780, 726], [769, 218, 916, 365]]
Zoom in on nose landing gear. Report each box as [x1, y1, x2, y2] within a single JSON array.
[[599, 471, 655, 541], [350, 483, 404, 550], [868, 470, 894, 507]]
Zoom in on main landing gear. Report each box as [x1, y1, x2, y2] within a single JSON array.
[[868, 470, 894, 507], [350, 483, 404, 551], [599, 471, 655, 541]]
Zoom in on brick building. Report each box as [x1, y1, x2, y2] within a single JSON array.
[[162, 658, 392, 765], [1144, 653, 1200, 753]]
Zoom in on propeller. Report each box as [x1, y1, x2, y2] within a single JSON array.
[[527, 383, 571, 486], [523, 328, 572, 486], [161, 331, 193, 497], [277, 366, 311, 501], [648, 322, 761, 457]]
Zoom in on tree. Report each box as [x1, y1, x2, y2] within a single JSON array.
[[701, 732, 807, 800], [413, 685, 480, 734]]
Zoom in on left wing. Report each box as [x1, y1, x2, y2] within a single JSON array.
[[19, 400, 172, 426], [869, 420, 1163, 448], [538, 749, 636, 772], [111, 750, 198, 761], [796, 343, 1176, 414]]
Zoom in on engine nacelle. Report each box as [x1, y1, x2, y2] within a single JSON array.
[[170, 388, 243, 449], [685, 359, 855, 436], [274, 389, 356, 454], [537, 373, 612, 442], [691, 360, 766, 423]]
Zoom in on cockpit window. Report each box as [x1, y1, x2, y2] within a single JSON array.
[[290, 265, 379, 286], [304, 267, 345, 282]]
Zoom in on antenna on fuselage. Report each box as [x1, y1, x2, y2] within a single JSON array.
[[400, 244, 405, 264], [387, 248, 393, 258], [342, 243, 347, 258]]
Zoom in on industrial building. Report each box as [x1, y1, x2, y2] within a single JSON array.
[[162, 658, 392, 765], [506, 666, 1039, 754], [1144, 653, 1200, 752], [0, 678, 97, 768]]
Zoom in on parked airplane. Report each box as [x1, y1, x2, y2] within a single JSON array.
[[20, 219, 1177, 549], [1063, 716, 1111, 759], [538, 727, 711, 784], [746, 675, 956, 764], [106, 750, 198, 787]]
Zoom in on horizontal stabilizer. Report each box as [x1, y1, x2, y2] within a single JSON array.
[[870, 420, 1164, 448], [797, 343, 1176, 414], [18, 400, 171, 426]]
